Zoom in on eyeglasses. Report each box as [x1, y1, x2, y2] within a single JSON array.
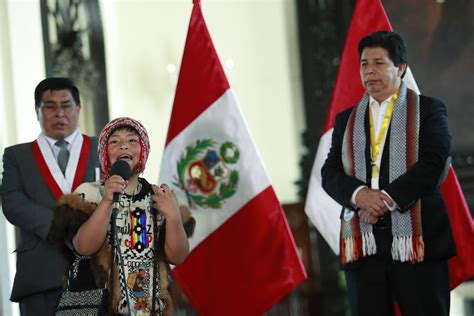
[[40, 103, 77, 114]]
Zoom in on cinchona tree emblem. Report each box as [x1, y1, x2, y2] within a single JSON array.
[[173, 139, 240, 209]]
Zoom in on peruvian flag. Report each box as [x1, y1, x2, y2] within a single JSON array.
[[304, 0, 474, 292], [159, 1, 307, 315]]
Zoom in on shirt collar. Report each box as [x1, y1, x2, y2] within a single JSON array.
[[42, 128, 80, 149], [369, 94, 394, 109]]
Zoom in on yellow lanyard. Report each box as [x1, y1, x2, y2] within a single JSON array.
[[369, 92, 398, 178]]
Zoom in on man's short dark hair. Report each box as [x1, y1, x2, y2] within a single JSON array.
[[358, 31, 408, 76], [34, 77, 80, 109]]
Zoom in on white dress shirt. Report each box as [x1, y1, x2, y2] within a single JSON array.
[[351, 95, 398, 210], [43, 129, 80, 161]]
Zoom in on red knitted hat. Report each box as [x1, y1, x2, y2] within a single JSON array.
[[98, 117, 150, 181]]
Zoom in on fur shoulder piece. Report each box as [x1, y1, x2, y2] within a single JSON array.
[[48, 193, 97, 246], [179, 205, 195, 238]]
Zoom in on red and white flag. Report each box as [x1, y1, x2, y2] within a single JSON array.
[[159, 1, 307, 315], [304, 0, 474, 289]]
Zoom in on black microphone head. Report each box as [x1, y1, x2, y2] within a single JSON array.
[[110, 160, 132, 181]]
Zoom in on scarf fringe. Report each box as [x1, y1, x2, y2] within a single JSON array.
[[362, 231, 376, 257], [391, 235, 425, 262], [341, 232, 376, 264]]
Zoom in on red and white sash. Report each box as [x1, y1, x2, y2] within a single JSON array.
[[32, 134, 91, 200]]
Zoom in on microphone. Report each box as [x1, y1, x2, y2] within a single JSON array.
[[109, 160, 132, 203]]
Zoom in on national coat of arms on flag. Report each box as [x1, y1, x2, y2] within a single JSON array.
[[173, 139, 240, 209]]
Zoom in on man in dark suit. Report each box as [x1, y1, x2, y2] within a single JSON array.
[[2, 77, 100, 315], [321, 31, 455, 316]]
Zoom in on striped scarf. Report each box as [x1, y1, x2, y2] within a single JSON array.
[[340, 82, 424, 264]]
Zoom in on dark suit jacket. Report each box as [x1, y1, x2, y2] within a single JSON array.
[[322, 95, 456, 264], [1, 136, 99, 301]]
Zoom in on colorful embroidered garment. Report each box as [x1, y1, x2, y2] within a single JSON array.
[[75, 179, 166, 315], [340, 82, 424, 264]]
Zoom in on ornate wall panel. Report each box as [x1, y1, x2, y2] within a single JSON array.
[[296, 1, 355, 315], [40, 0, 109, 136]]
